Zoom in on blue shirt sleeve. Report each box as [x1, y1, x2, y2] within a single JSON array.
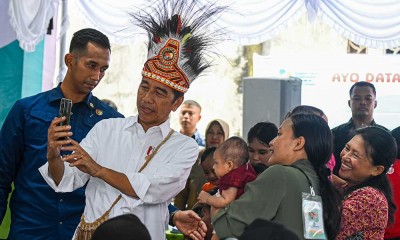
[[168, 203, 178, 213], [0, 101, 24, 220], [0, 87, 125, 239]]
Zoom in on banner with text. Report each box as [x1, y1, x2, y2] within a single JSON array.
[[253, 54, 400, 130]]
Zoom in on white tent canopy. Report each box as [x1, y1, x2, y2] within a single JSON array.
[[4, 0, 400, 52]]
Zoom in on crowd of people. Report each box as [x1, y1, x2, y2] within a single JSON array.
[[0, 0, 399, 240]]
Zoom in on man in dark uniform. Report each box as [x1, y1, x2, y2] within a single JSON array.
[[332, 81, 387, 175]]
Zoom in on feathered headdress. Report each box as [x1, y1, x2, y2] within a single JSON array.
[[130, 0, 226, 93]]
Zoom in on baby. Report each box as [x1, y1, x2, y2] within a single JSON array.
[[200, 147, 219, 194], [198, 136, 256, 210]]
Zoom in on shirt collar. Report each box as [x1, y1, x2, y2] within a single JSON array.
[[126, 115, 172, 138], [348, 118, 377, 128], [48, 83, 94, 107]]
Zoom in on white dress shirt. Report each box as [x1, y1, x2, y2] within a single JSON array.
[[40, 115, 199, 240]]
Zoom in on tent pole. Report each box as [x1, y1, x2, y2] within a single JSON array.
[[56, 0, 68, 85]]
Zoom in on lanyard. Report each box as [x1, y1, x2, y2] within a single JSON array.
[[290, 165, 316, 196]]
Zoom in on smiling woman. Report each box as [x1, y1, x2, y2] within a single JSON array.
[[212, 113, 342, 240], [337, 126, 397, 240]]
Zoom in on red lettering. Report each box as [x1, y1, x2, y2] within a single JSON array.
[[365, 73, 374, 82], [385, 73, 392, 82], [332, 73, 341, 82], [376, 73, 385, 82], [332, 73, 400, 83], [392, 74, 400, 82], [350, 73, 359, 82], [341, 73, 349, 82]]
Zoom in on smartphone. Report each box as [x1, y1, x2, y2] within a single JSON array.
[[58, 98, 72, 126]]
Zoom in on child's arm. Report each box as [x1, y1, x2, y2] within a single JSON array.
[[198, 187, 237, 208]]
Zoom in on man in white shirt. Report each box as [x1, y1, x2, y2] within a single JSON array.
[[40, 0, 226, 239]]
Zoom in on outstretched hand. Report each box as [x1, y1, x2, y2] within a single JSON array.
[[174, 210, 207, 240]]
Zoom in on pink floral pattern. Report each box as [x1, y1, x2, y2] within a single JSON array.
[[337, 186, 388, 240]]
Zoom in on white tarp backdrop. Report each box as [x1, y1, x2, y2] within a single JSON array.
[[1, 0, 400, 131], [5, 0, 57, 51], [4, 0, 400, 51]]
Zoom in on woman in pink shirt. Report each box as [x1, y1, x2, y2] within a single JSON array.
[[337, 126, 396, 239]]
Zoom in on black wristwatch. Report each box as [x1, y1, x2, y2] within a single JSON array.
[[169, 210, 180, 226]]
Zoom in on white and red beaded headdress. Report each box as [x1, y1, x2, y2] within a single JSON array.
[[131, 0, 226, 93]]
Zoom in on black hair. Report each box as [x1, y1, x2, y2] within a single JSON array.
[[216, 136, 249, 166], [69, 28, 111, 57], [251, 163, 267, 175], [239, 218, 300, 240], [247, 122, 278, 146], [391, 126, 400, 159], [92, 214, 150, 240], [172, 89, 184, 101], [290, 113, 342, 240], [344, 126, 397, 224], [285, 105, 325, 120], [101, 99, 118, 111], [349, 81, 376, 97], [201, 147, 217, 163]]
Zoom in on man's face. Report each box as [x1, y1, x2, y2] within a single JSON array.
[[136, 77, 183, 131], [348, 86, 377, 119], [179, 104, 201, 132], [66, 42, 110, 95]]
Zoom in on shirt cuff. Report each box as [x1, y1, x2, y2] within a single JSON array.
[[120, 172, 151, 208], [38, 161, 84, 192]]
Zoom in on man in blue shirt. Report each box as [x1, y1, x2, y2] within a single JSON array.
[[0, 28, 123, 240], [179, 100, 205, 147], [175, 100, 206, 210]]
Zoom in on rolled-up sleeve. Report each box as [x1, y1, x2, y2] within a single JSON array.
[[38, 161, 89, 192], [63, 117, 199, 211]]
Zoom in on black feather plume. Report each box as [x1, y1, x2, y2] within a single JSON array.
[[129, 0, 227, 83]]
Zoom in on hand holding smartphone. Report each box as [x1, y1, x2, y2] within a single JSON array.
[[58, 98, 72, 126], [57, 98, 72, 149], [58, 98, 72, 141]]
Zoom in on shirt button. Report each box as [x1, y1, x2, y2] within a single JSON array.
[[60, 199, 63, 202], [59, 222, 63, 225]]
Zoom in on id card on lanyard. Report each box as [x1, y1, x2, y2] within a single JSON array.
[[291, 165, 327, 240]]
